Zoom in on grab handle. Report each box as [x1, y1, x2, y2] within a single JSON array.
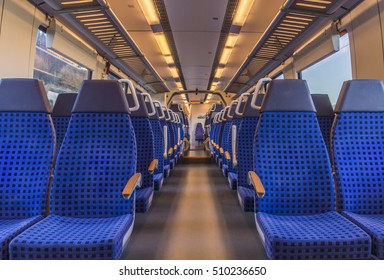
[[118, 79, 140, 112]]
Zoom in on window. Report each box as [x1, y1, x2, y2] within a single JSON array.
[[33, 28, 91, 107], [108, 71, 121, 81], [300, 33, 352, 106], [273, 72, 284, 80]]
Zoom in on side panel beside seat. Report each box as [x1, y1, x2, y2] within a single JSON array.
[[0, 79, 55, 259], [253, 80, 371, 260], [10, 80, 139, 260], [332, 80, 384, 259]]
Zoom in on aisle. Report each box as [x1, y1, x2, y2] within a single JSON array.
[[122, 160, 267, 260]]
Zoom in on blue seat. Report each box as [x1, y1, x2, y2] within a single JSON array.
[[221, 102, 238, 180], [332, 80, 384, 259], [160, 107, 172, 178], [311, 94, 334, 155], [9, 80, 140, 260], [127, 92, 155, 213], [195, 123, 204, 141], [52, 93, 77, 151], [0, 78, 55, 260], [252, 80, 371, 259], [236, 93, 264, 212], [148, 100, 165, 191]]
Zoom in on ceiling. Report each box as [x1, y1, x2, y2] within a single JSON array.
[[108, 0, 286, 95]]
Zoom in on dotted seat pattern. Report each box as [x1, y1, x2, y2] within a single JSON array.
[[136, 188, 154, 213], [256, 211, 371, 260], [221, 121, 231, 167], [168, 122, 176, 159], [52, 116, 70, 151], [228, 118, 242, 173], [237, 117, 259, 210], [254, 112, 371, 259], [131, 117, 155, 213], [149, 120, 164, 176], [10, 214, 133, 260], [237, 186, 254, 212], [9, 113, 137, 260], [228, 172, 238, 191], [332, 112, 384, 259], [255, 112, 335, 215], [343, 211, 384, 259], [0, 216, 42, 260], [160, 120, 171, 168], [332, 113, 384, 215], [154, 173, 164, 191], [0, 112, 55, 259], [216, 123, 225, 159], [317, 116, 333, 155]]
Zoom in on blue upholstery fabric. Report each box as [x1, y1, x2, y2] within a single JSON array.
[[10, 111, 137, 260], [0, 217, 42, 260], [195, 123, 204, 141], [149, 120, 165, 182], [222, 164, 228, 178], [333, 112, 384, 214], [136, 188, 154, 213], [227, 118, 242, 174], [160, 120, 171, 171], [256, 212, 371, 260], [237, 187, 255, 212], [168, 122, 176, 160], [154, 173, 164, 191], [255, 112, 335, 215], [237, 117, 258, 211], [10, 214, 134, 259], [131, 117, 155, 213], [0, 112, 55, 259], [53, 116, 70, 151], [221, 121, 231, 168], [343, 212, 384, 259], [317, 116, 333, 155], [228, 172, 238, 191]]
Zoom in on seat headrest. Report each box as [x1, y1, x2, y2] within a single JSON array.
[[0, 78, 51, 113], [213, 104, 224, 112], [126, 93, 148, 117], [227, 102, 237, 119], [155, 105, 165, 120], [334, 80, 384, 112], [72, 80, 129, 113], [311, 94, 333, 116], [234, 99, 247, 118], [243, 93, 264, 117], [145, 100, 159, 120], [261, 80, 315, 112], [52, 93, 77, 117]]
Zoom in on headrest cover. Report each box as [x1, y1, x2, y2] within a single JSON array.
[[261, 80, 315, 112], [155, 105, 165, 120], [163, 108, 171, 121], [72, 80, 129, 113], [334, 80, 384, 112], [311, 94, 334, 116], [126, 93, 148, 117], [227, 102, 237, 119], [0, 78, 51, 113], [169, 104, 181, 113], [213, 104, 224, 112], [243, 94, 265, 117], [234, 99, 247, 118], [52, 93, 77, 116], [145, 100, 159, 120]]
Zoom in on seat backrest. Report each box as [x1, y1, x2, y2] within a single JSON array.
[[0, 78, 55, 218], [127, 93, 155, 189], [52, 93, 77, 151], [50, 80, 136, 217], [255, 80, 335, 215], [332, 80, 384, 214], [311, 94, 334, 154]]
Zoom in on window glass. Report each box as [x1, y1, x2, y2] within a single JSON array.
[[300, 33, 352, 106], [33, 29, 91, 107], [274, 73, 284, 80]]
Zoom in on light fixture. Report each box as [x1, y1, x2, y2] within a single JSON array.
[[137, 0, 159, 25], [232, 0, 254, 26], [170, 67, 179, 78], [154, 33, 171, 56], [215, 68, 224, 79], [225, 33, 239, 48]]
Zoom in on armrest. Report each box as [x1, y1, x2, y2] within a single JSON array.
[[248, 171, 265, 198], [219, 147, 224, 155], [122, 173, 142, 200], [148, 159, 158, 174], [174, 144, 177, 150], [179, 140, 183, 146], [225, 151, 231, 161], [168, 147, 174, 156]]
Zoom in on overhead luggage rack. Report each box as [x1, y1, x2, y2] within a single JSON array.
[[29, 0, 169, 94], [225, 0, 363, 95]]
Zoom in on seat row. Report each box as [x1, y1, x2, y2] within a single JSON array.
[[208, 79, 384, 259], [0, 78, 185, 259]]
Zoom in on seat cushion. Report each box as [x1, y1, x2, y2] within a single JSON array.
[[237, 186, 254, 212], [343, 211, 384, 259], [154, 173, 164, 191], [228, 172, 238, 190], [164, 165, 170, 178], [0, 216, 42, 260], [136, 188, 154, 213], [256, 211, 371, 260], [9, 214, 134, 260]]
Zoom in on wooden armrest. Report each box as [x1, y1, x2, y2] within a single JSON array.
[[122, 173, 142, 199], [219, 147, 224, 155], [168, 147, 174, 156], [174, 145, 177, 150], [248, 171, 265, 198], [179, 140, 183, 146], [225, 151, 231, 161], [148, 159, 158, 174]]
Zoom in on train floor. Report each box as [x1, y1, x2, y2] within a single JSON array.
[[122, 156, 267, 260]]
